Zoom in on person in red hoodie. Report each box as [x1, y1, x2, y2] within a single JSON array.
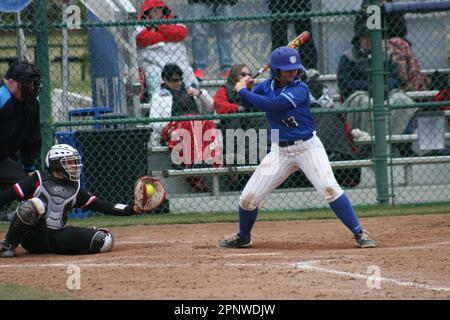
[[136, 0, 198, 102]]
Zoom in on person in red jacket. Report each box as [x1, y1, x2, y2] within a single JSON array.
[[213, 65, 267, 191], [136, 0, 198, 101], [136, 0, 187, 48], [214, 64, 259, 131]]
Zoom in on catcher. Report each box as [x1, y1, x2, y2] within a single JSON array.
[[0, 144, 165, 258]]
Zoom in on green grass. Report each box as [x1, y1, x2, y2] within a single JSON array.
[[0, 285, 76, 300]]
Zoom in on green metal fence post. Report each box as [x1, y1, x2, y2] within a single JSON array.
[[35, 0, 52, 168], [369, 0, 389, 204]]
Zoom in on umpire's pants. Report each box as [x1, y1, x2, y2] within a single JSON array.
[[0, 158, 27, 191]]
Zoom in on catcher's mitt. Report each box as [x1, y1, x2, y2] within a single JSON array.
[[133, 176, 166, 213]]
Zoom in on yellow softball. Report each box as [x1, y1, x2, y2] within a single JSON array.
[[146, 184, 154, 198]]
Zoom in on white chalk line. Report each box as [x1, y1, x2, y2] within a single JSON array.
[[226, 260, 450, 293], [223, 252, 284, 257], [123, 236, 147, 240], [0, 253, 283, 268], [295, 260, 450, 293], [0, 262, 190, 268], [0, 252, 283, 268], [116, 240, 193, 245]]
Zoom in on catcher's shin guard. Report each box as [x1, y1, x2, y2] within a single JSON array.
[[16, 198, 46, 225], [90, 229, 114, 253]]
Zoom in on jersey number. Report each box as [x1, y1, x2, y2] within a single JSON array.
[[281, 116, 299, 128]]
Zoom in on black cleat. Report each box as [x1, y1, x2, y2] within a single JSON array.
[[218, 233, 252, 248], [355, 231, 376, 248], [0, 241, 16, 258]]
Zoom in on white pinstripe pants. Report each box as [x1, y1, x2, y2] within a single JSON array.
[[239, 135, 344, 211]]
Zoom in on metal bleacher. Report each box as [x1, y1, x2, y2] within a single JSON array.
[[140, 68, 448, 116]]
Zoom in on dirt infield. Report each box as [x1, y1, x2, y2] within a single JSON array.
[[1, 213, 450, 300]]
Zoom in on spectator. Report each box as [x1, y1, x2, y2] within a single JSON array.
[[149, 63, 214, 147], [386, 37, 430, 91], [0, 61, 42, 191], [268, 0, 318, 70], [188, 0, 237, 80], [162, 63, 214, 116], [213, 64, 261, 130], [307, 69, 363, 187], [136, 0, 198, 101], [158, 64, 220, 193], [357, 1, 430, 91], [213, 64, 264, 191], [337, 23, 417, 136]]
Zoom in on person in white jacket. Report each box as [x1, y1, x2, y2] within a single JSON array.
[[149, 64, 214, 146]]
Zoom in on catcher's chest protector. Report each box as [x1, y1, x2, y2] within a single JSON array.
[[35, 172, 80, 230]]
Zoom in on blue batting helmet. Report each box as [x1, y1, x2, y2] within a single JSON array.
[[269, 46, 304, 80]]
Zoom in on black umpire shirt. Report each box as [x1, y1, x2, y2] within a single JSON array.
[[0, 84, 41, 168]]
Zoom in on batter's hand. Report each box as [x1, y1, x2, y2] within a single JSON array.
[[234, 76, 253, 93]]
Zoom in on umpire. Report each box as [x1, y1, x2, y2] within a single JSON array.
[[0, 61, 42, 190]]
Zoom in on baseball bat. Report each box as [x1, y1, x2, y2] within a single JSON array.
[[252, 31, 311, 79]]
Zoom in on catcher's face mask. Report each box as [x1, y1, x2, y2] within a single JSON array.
[[60, 157, 83, 182], [19, 80, 42, 103]]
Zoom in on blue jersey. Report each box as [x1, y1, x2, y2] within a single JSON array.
[[239, 79, 315, 142]]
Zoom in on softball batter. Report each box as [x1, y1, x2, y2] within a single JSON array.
[[218, 46, 375, 249]]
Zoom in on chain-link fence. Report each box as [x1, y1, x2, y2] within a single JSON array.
[[0, 0, 449, 217]]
